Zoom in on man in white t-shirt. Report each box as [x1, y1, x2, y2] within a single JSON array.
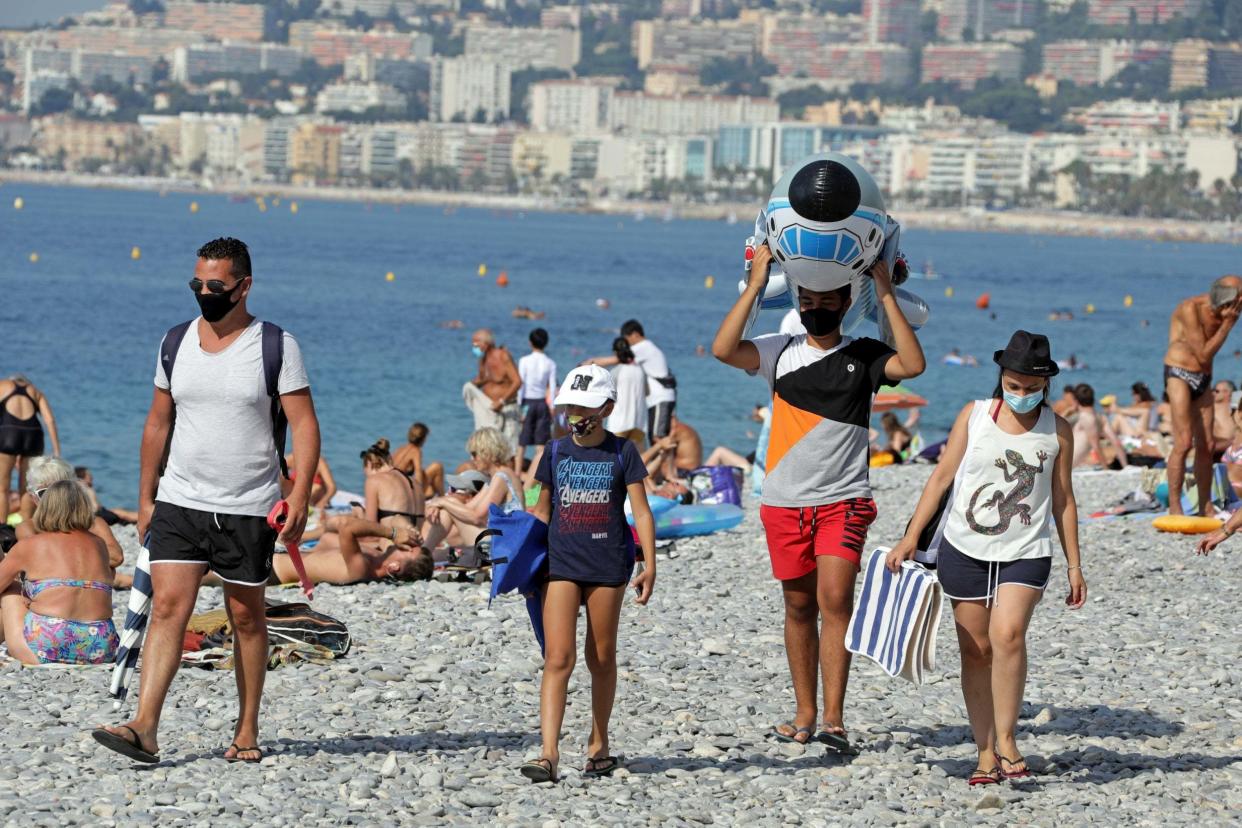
[[516, 327, 557, 481], [94, 237, 321, 766], [587, 319, 676, 445]]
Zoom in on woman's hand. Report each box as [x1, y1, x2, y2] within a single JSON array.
[[1065, 568, 1087, 609], [631, 565, 655, 605], [1196, 530, 1227, 555], [885, 537, 917, 573]]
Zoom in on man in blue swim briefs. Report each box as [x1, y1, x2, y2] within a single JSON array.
[[1163, 274, 1242, 516]]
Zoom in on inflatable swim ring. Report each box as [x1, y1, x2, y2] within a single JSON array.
[[651, 504, 744, 539], [1151, 515, 1222, 534], [625, 495, 678, 519]]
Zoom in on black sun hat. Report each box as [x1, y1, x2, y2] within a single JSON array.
[[993, 330, 1059, 377]]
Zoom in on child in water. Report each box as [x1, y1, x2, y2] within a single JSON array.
[[522, 365, 657, 783]]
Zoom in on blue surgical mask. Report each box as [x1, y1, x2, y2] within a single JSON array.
[[1003, 391, 1042, 414], [471, 346, 484, 359]]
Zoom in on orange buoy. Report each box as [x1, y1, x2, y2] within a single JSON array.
[[496, 271, 509, 287], [975, 293, 991, 310]]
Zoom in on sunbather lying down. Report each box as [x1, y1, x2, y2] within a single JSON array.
[[202, 518, 432, 588]]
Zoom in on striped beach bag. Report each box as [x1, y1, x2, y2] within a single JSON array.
[[846, 547, 943, 685]]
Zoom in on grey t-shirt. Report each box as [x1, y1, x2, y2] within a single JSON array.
[[155, 318, 309, 516]]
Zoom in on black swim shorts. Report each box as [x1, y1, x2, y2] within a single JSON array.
[[1164, 364, 1211, 400], [936, 537, 1051, 603], [519, 398, 552, 446], [148, 502, 277, 586], [647, 401, 675, 443]]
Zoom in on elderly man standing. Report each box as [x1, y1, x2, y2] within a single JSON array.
[[463, 329, 522, 452]]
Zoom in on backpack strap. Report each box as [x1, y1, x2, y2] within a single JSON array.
[[157, 320, 193, 476], [261, 322, 289, 479]]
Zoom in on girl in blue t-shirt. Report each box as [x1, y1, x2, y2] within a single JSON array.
[[521, 365, 657, 783]]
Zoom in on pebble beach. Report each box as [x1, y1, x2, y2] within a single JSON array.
[[2, 465, 1240, 826]]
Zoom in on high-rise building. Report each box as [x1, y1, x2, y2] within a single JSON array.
[[768, 42, 912, 88], [540, 5, 582, 29], [631, 19, 759, 72], [921, 43, 1024, 88], [760, 13, 865, 62], [171, 42, 306, 83], [863, 0, 921, 45], [464, 26, 581, 72], [938, 0, 1038, 41], [315, 81, 407, 114], [429, 57, 511, 123], [528, 79, 614, 133], [609, 92, 778, 135], [289, 22, 433, 66], [1087, 0, 1202, 26], [1171, 40, 1242, 92], [1042, 40, 1171, 87], [163, 1, 270, 43]]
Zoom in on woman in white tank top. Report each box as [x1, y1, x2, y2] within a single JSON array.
[[887, 331, 1086, 787]]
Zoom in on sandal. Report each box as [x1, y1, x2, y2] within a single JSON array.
[[772, 723, 814, 744], [91, 725, 160, 764], [997, 754, 1031, 779], [519, 758, 558, 783], [968, 766, 1002, 786], [815, 725, 855, 754], [224, 744, 264, 763], [584, 756, 619, 777]]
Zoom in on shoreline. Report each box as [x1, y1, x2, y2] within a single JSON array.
[[3, 169, 1238, 245]]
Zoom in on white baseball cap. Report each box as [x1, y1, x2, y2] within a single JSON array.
[[554, 365, 616, 408]]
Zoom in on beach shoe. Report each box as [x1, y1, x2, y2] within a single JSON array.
[[772, 723, 814, 744], [997, 754, 1031, 779], [224, 744, 264, 763], [815, 726, 857, 754], [519, 758, 558, 783], [968, 766, 1002, 786], [92, 725, 159, 764], [584, 756, 620, 777]]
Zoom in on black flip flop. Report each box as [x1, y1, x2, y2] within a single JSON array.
[[584, 756, 619, 777], [815, 727, 856, 754], [92, 725, 159, 764], [519, 758, 558, 783], [997, 754, 1031, 779], [224, 744, 264, 763], [772, 724, 814, 744]]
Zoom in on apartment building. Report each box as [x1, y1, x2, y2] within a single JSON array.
[[316, 81, 407, 114], [609, 92, 778, 135], [464, 26, 581, 72], [163, 1, 269, 43], [938, 0, 1038, 41], [288, 22, 433, 66], [1087, 0, 1202, 26], [631, 19, 759, 71], [1041, 40, 1171, 87], [171, 42, 305, 83], [429, 57, 511, 123], [921, 42, 1023, 89], [34, 116, 143, 168], [528, 79, 614, 133], [863, 0, 921, 45], [1171, 40, 1242, 92]]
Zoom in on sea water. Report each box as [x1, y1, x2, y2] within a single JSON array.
[[2, 184, 1238, 503]]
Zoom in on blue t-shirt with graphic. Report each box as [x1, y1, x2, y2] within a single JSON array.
[[535, 434, 647, 585]]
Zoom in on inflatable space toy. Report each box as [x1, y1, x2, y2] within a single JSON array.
[[739, 152, 929, 345]]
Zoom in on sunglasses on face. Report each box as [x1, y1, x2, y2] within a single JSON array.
[[30, 487, 48, 500], [188, 276, 248, 294]]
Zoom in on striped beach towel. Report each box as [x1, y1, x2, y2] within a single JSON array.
[[846, 548, 942, 684], [109, 544, 152, 707]]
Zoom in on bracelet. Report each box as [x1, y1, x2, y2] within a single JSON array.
[[390, 527, 397, 541], [1066, 565, 1081, 571]]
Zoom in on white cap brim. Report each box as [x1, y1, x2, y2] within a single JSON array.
[[554, 389, 613, 408]]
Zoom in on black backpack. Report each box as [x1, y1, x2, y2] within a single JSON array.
[[159, 320, 289, 476]]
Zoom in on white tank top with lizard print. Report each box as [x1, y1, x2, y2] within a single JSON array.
[[943, 399, 1059, 562]]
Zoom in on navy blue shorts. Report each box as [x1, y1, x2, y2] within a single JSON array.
[[519, 398, 552, 446], [936, 537, 1051, 603]]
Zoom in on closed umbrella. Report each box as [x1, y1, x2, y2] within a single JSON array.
[[109, 544, 152, 707]]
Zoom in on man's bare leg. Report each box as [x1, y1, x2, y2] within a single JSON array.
[[1166, 377, 1195, 516], [1193, 394, 1215, 516], [222, 582, 268, 761]]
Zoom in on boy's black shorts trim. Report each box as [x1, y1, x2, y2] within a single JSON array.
[[148, 501, 276, 586]]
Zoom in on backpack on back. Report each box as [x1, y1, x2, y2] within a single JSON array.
[[159, 320, 288, 476]]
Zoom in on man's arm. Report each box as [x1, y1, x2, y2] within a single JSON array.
[[1198, 299, 1241, 363], [873, 260, 926, 382], [281, 388, 320, 545], [137, 387, 175, 539], [711, 244, 767, 371], [584, 355, 621, 368], [497, 350, 522, 402]]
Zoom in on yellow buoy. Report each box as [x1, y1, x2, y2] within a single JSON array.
[[28, 252, 39, 263], [13, 197, 23, 210], [704, 275, 715, 289], [385, 271, 395, 282], [289, 201, 298, 214], [272, 197, 280, 206], [130, 246, 141, 260], [258, 202, 267, 212], [1085, 303, 1095, 314], [189, 201, 199, 213], [477, 264, 487, 277], [945, 286, 954, 298], [1124, 294, 1133, 308]]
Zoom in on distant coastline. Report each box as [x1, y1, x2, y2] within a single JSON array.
[[3, 169, 1238, 246]]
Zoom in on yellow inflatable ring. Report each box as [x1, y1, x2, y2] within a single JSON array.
[[1152, 515, 1223, 534], [869, 452, 896, 468]]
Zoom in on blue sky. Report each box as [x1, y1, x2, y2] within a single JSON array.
[[0, 1, 106, 27]]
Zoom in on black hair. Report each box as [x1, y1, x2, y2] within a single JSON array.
[[620, 319, 644, 338], [73, 466, 90, 479], [1131, 382, 1154, 402], [529, 328, 548, 349], [612, 337, 635, 363], [196, 237, 251, 279], [992, 368, 1051, 406], [1072, 383, 1095, 407]]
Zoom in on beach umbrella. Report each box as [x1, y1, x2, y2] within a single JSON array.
[[874, 385, 928, 412], [109, 545, 153, 707]]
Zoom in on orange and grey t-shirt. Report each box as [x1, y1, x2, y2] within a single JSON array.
[[749, 334, 894, 508]]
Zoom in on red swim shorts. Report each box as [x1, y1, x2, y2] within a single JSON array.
[[759, 499, 878, 580]]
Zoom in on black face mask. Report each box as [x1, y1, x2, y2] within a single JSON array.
[[800, 306, 845, 337], [196, 282, 242, 323]]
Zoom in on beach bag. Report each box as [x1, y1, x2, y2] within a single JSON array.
[[264, 601, 351, 657], [846, 548, 942, 684], [688, 466, 743, 506], [485, 505, 548, 601]]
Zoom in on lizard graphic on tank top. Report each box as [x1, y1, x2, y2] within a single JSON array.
[[965, 449, 1048, 535]]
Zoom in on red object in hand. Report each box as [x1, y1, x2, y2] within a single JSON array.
[[267, 500, 313, 599], [744, 246, 755, 260]]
